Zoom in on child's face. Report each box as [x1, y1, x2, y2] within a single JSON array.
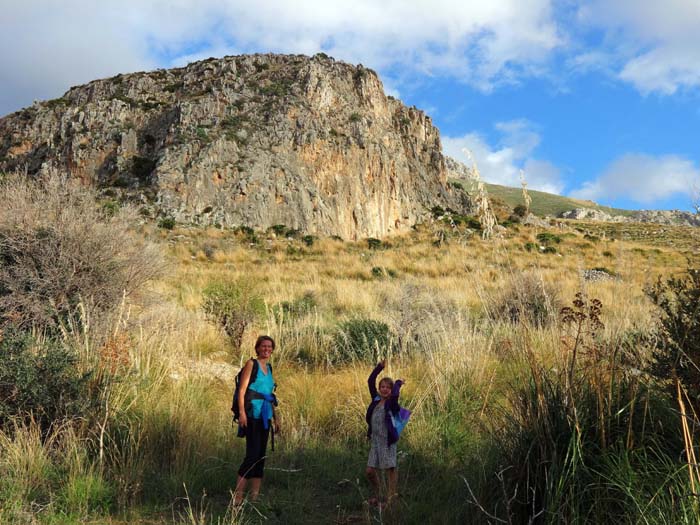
[[379, 381, 392, 398]]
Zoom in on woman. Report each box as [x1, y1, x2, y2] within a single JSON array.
[[234, 335, 280, 505]]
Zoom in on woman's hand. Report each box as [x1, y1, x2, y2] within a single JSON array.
[[239, 412, 248, 428], [379, 359, 386, 368]]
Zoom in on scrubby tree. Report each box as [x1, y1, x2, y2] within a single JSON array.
[[201, 278, 265, 351], [0, 172, 162, 333], [647, 269, 700, 410]]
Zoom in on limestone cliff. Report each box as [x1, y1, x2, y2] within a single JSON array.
[[0, 54, 460, 238]]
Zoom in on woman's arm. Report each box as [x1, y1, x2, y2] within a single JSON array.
[[367, 360, 385, 398], [237, 359, 255, 427]]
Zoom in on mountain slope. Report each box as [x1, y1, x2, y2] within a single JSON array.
[[0, 54, 462, 239]]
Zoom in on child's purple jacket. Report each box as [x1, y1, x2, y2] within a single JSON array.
[[365, 362, 405, 446]]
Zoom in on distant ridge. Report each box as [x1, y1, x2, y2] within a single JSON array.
[[482, 183, 636, 218]]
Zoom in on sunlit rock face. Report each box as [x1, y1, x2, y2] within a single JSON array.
[[0, 53, 461, 238]]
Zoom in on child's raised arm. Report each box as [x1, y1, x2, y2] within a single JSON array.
[[367, 361, 385, 398], [386, 379, 404, 412]]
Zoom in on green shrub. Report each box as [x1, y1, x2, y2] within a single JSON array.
[[348, 112, 362, 123], [0, 330, 91, 431], [201, 279, 265, 351], [542, 246, 557, 254], [646, 268, 700, 412], [164, 81, 184, 93], [524, 242, 537, 252], [371, 266, 397, 279], [269, 224, 287, 236], [130, 156, 156, 180], [302, 235, 315, 247], [157, 216, 175, 230], [431, 205, 445, 218], [274, 292, 317, 318], [584, 233, 600, 242], [536, 232, 562, 245], [513, 204, 528, 217], [366, 238, 382, 250], [195, 127, 209, 143], [332, 318, 394, 363], [603, 250, 614, 257]]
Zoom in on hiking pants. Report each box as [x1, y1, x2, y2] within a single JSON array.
[[238, 418, 270, 479]]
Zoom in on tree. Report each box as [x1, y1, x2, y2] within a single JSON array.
[[201, 279, 265, 352], [0, 171, 162, 333]]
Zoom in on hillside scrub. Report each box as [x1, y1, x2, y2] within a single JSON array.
[[1, 217, 698, 523], [0, 172, 163, 334]]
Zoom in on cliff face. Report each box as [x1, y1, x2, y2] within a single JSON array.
[[0, 54, 459, 238]]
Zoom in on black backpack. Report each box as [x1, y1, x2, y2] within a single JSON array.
[[232, 359, 276, 422]]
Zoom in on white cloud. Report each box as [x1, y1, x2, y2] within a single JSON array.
[[442, 119, 564, 194], [570, 153, 700, 205], [0, 0, 561, 115], [577, 0, 700, 94]]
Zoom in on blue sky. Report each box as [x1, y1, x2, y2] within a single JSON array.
[[2, 0, 700, 211]]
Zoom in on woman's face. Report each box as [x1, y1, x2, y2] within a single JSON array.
[[256, 340, 274, 359]]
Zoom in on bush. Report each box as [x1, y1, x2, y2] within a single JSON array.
[[333, 318, 394, 363], [524, 242, 537, 252], [130, 156, 156, 180], [0, 173, 162, 333], [536, 232, 561, 245], [371, 266, 396, 279], [491, 272, 561, 327], [646, 268, 700, 411], [431, 205, 445, 218], [513, 204, 528, 217], [157, 216, 175, 230], [302, 235, 315, 247], [269, 224, 287, 236], [274, 292, 317, 319], [542, 246, 557, 254], [201, 279, 265, 351], [366, 238, 382, 250], [0, 330, 91, 431]]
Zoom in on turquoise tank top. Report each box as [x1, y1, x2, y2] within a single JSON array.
[[248, 361, 274, 419]]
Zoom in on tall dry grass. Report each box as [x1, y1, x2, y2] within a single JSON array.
[[2, 214, 696, 523]]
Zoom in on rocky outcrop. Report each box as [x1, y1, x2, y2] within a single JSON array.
[[560, 208, 700, 227], [445, 155, 477, 182], [0, 54, 460, 239]]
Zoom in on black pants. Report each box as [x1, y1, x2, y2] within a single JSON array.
[[238, 418, 270, 479]]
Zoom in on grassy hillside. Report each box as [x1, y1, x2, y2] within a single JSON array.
[[479, 181, 636, 217], [3, 174, 700, 524]]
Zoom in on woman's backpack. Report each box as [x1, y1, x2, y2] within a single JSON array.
[[231, 359, 261, 423]]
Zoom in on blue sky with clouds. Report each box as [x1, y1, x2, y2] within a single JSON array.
[[2, 0, 700, 211]]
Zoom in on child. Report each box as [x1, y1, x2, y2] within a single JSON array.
[[365, 360, 410, 507]]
